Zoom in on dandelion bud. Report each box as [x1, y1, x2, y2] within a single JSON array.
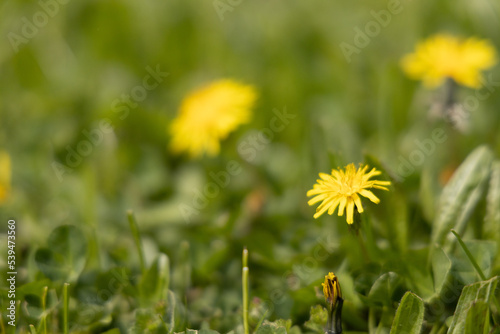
[[322, 272, 342, 308]]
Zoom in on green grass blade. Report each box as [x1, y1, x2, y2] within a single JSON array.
[[127, 210, 146, 274], [243, 265, 249, 334], [41, 286, 48, 334], [451, 230, 487, 280], [63, 283, 69, 334]]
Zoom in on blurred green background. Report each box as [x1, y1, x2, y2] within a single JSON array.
[[1, 0, 500, 332]]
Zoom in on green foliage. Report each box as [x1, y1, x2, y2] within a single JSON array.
[[447, 277, 499, 334], [34, 225, 88, 282], [431, 146, 493, 253], [139, 253, 170, 306], [390, 292, 424, 334], [2, 0, 500, 333], [304, 305, 328, 333]]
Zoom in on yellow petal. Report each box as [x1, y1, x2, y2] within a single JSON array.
[[359, 189, 380, 204], [353, 193, 364, 213], [346, 200, 355, 224], [338, 197, 347, 216]]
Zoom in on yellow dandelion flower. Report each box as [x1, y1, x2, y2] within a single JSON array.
[[307, 164, 390, 224], [401, 34, 497, 88], [169, 79, 257, 158], [0, 151, 11, 203], [322, 272, 342, 308]]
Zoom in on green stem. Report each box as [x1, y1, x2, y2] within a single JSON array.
[[429, 324, 439, 334], [243, 266, 249, 334], [41, 286, 48, 334], [443, 77, 457, 111], [127, 210, 146, 274], [63, 283, 69, 334], [353, 209, 371, 263], [326, 302, 334, 332], [332, 298, 343, 334], [29, 324, 38, 334], [451, 230, 486, 280], [243, 248, 248, 268]]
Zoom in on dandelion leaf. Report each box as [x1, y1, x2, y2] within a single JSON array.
[[431, 146, 493, 253], [447, 276, 499, 333], [389, 292, 424, 334]]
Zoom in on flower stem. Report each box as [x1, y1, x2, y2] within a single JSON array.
[[325, 298, 343, 334], [41, 286, 48, 334], [242, 266, 249, 334], [353, 208, 370, 263], [242, 248, 250, 334], [63, 283, 69, 334], [443, 77, 457, 110]]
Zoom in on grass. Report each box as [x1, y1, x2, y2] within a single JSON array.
[[1, 0, 500, 333]]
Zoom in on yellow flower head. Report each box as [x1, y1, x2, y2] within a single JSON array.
[[401, 34, 497, 88], [0, 151, 11, 203], [322, 272, 342, 307], [307, 164, 390, 224], [169, 79, 257, 158]]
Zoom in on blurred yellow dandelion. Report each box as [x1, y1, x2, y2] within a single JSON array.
[[307, 164, 390, 224], [401, 34, 497, 88], [169, 79, 257, 158], [322, 272, 342, 307], [0, 151, 11, 203]]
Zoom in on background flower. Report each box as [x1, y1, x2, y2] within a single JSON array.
[[169, 80, 257, 158], [401, 34, 497, 88]]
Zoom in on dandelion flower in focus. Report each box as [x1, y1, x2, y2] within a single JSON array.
[[0, 151, 11, 203], [169, 79, 257, 158], [307, 164, 390, 224], [401, 34, 497, 88]]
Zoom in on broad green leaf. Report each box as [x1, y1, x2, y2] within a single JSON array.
[[198, 330, 221, 334], [401, 249, 434, 300], [133, 308, 163, 333], [304, 305, 328, 333], [431, 146, 493, 252], [34, 225, 88, 282], [447, 276, 499, 333], [256, 321, 288, 334], [484, 161, 500, 240], [139, 253, 170, 305], [68, 304, 112, 332], [464, 300, 489, 334], [390, 292, 424, 334], [166, 289, 188, 332], [367, 272, 404, 307], [271, 319, 292, 332], [432, 247, 451, 295], [102, 329, 121, 334], [16, 279, 52, 300], [178, 330, 221, 334]]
